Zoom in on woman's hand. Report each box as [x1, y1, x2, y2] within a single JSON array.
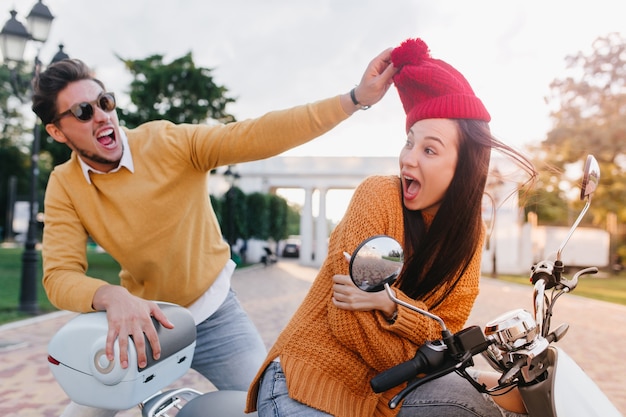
[[332, 274, 397, 319]]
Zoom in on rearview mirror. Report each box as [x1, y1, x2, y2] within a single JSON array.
[[580, 155, 600, 200], [556, 154, 601, 263], [349, 235, 404, 292]]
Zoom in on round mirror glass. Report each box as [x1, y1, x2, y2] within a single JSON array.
[[580, 155, 600, 200], [349, 235, 404, 292]]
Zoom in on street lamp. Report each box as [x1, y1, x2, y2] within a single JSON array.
[[0, 1, 66, 314]]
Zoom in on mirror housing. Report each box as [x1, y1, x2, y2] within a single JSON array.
[[349, 235, 451, 333], [349, 235, 404, 292], [581, 155, 600, 200]]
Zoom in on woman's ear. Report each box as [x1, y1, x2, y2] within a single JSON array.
[[45, 123, 67, 144]]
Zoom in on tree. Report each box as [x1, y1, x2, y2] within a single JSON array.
[[220, 186, 247, 247], [0, 64, 33, 240], [268, 194, 289, 242], [246, 192, 270, 240], [118, 52, 236, 127], [531, 33, 626, 226], [285, 202, 302, 237]]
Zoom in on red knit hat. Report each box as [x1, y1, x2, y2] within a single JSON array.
[[391, 38, 491, 132]]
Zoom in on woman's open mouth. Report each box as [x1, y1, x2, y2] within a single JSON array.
[[403, 175, 421, 200]]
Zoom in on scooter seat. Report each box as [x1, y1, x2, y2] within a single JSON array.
[[177, 390, 257, 417]]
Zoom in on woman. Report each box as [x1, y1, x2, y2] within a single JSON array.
[[246, 38, 536, 417]]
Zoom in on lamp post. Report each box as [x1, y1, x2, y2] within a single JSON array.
[[0, 1, 66, 314]]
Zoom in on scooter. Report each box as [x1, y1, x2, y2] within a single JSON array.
[[348, 155, 623, 416], [47, 301, 255, 416], [260, 246, 278, 266]]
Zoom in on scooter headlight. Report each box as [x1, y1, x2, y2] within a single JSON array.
[[484, 309, 538, 351]]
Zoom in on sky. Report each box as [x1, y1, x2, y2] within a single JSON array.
[[7, 0, 626, 156], [4, 0, 626, 220]]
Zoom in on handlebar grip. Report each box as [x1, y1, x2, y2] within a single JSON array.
[[371, 342, 446, 393]]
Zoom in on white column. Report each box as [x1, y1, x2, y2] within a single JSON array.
[[300, 187, 314, 265], [314, 188, 328, 266]]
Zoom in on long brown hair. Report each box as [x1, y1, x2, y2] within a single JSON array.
[[398, 119, 535, 307]]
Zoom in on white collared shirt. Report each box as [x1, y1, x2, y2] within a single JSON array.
[[77, 129, 135, 184]]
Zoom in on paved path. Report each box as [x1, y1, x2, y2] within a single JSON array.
[[1, 260, 625, 416]]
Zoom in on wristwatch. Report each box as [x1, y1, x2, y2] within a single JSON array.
[[350, 88, 370, 110]]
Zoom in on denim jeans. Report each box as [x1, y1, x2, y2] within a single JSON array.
[[257, 361, 528, 417], [257, 361, 333, 417], [59, 288, 266, 417], [398, 371, 527, 417], [190, 288, 267, 390]]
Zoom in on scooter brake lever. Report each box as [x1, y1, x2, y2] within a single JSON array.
[[498, 356, 526, 385], [546, 323, 569, 343]]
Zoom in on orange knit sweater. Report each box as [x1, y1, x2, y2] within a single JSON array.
[[246, 175, 483, 417]]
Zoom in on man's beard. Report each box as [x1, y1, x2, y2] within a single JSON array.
[[66, 136, 123, 169], [76, 147, 122, 167]]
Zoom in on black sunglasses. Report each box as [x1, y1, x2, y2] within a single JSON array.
[[52, 92, 116, 123]]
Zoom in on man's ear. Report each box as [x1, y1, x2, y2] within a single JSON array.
[[45, 123, 67, 144]]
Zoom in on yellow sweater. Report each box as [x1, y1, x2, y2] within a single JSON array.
[[42, 97, 348, 312], [246, 175, 483, 417]]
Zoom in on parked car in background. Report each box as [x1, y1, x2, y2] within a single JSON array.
[[282, 236, 301, 258]]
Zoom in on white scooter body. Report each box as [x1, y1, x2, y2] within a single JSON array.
[[48, 302, 255, 416], [48, 302, 196, 410], [519, 346, 622, 417]]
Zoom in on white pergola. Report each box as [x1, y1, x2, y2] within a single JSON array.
[[214, 156, 398, 267]]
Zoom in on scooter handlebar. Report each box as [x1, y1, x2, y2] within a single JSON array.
[[371, 341, 446, 393]]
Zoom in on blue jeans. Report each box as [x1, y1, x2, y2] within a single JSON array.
[[191, 288, 267, 390], [398, 372, 527, 417], [257, 361, 333, 417], [60, 288, 266, 417], [257, 361, 527, 417]]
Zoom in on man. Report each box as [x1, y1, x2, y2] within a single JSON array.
[[33, 49, 395, 416]]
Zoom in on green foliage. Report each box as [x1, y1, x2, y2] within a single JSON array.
[[220, 186, 247, 245], [0, 62, 73, 242], [117, 52, 236, 128], [286, 201, 302, 236], [538, 33, 626, 226], [268, 194, 289, 241], [0, 65, 32, 240], [0, 247, 121, 324], [214, 188, 297, 246], [524, 33, 626, 258], [524, 188, 568, 225], [246, 192, 270, 240]]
